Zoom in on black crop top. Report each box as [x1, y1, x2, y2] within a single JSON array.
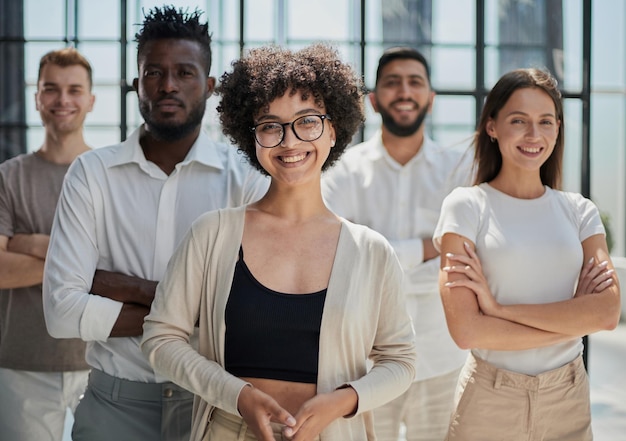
[[224, 247, 327, 384]]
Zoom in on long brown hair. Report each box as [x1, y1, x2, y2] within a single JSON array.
[[473, 68, 564, 189]]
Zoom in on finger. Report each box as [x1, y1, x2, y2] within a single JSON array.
[[443, 264, 479, 281], [592, 270, 615, 292]]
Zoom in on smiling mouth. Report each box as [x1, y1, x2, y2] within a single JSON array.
[[280, 152, 308, 163], [519, 146, 543, 154]]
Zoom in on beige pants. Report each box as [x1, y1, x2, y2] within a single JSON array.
[[205, 408, 321, 441], [446, 354, 592, 441]]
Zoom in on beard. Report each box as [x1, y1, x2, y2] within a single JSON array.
[[377, 99, 429, 137], [139, 98, 206, 142]]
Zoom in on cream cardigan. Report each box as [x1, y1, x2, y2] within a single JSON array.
[[142, 205, 416, 440]]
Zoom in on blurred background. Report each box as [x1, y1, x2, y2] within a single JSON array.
[[1, 1, 625, 440]]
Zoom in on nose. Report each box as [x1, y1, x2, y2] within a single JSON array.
[[58, 90, 71, 105], [159, 71, 179, 93], [398, 80, 412, 98], [526, 123, 541, 138], [279, 123, 300, 148]]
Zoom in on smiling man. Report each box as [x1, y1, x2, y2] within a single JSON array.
[[322, 47, 473, 441], [42, 6, 268, 441], [0, 47, 94, 441]]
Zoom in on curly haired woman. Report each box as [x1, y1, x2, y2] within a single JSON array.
[[141, 44, 416, 441]]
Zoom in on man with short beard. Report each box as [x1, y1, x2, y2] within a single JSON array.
[[42, 6, 268, 441], [322, 47, 472, 441]]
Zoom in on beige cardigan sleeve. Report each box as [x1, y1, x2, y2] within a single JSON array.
[[141, 208, 248, 416]]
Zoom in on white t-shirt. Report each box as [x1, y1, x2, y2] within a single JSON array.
[[434, 183, 605, 375]]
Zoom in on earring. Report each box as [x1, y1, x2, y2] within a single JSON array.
[[490, 136, 496, 143], [330, 140, 336, 147]]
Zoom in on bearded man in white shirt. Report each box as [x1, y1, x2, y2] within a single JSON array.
[[322, 47, 472, 441], [42, 6, 268, 441]]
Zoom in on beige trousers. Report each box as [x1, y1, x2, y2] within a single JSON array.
[[446, 354, 592, 441]]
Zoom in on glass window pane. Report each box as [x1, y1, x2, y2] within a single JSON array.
[[561, 0, 583, 91], [89, 85, 120, 125], [590, 94, 626, 256], [431, 47, 475, 90], [78, 0, 120, 39], [25, 43, 70, 84], [431, 96, 476, 151], [432, 0, 474, 44], [24, 0, 66, 39], [25, 85, 39, 126], [562, 99, 582, 194], [286, 0, 352, 41], [84, 127, 122, 149], [77, 43, 120, 83], [592, 0, 626, 89], [245, 0, 275, 42], [26, 127, 45, 153]]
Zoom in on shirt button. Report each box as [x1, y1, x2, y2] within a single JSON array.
[[163, 388, 173, 398]]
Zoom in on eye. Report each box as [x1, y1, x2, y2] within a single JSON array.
[[180, 70, 194, 77], [511, 118, 524, 124], [540, 119, 554, 126], [144, 70, 161, 77], [295, 116, 321, 128], [258, 122, 282, 134]]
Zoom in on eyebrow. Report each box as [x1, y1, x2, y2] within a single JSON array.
[[41, 82, 86, 89], [505, 110, 557, 118], [255, 108, 323, 123], [380, 73, 426, 81]]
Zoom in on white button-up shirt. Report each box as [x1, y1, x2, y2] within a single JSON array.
[[43, 127, 269, 382], [322, 131, 472, 380]]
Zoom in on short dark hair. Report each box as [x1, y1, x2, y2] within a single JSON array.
[[216, 44, 365, 175], [38, 47, 93, 90], [134, 5, 212, 74], [473, 68, 564, 189], [375, 46, 431, 86]]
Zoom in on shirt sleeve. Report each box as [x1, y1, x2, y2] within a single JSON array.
[[321, 163, 357, 221], [43, 158, 122, 341], [433, 186, 482, 251], [575, 194, 606, 241], [0, 167, 14, 237]]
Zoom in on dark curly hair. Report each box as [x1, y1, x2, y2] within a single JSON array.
[[216, 44, 365, 175], [135, 5, 212, 74]]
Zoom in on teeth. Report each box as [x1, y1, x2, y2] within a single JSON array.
[[281, 153, 307, 163], [520, 147, 541, 153]]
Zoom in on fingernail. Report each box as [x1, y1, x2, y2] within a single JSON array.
[[600, 261, 609, 267], [446, 253, 454, 258], [286, 416, 296, 426], [445, 282, 454, 287], [605, 269, 615, 275], [464, 241, 470, 248], [588, 257, 595, 264], [443, 266, 451, 271], [284, 427, 293, 437]]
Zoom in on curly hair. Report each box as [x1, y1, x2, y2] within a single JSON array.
[[135, 5, 212, 74], [474, 68, 564, 189], [216, 44, 365, 175]]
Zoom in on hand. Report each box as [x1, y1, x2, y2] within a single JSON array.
[[284, 387, 357, 440], [574, 258, 614, 298], [237, 385, 296, 441], [443, 242, 499, 316]]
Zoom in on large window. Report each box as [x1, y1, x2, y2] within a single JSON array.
[[2, 0, 625, 256]]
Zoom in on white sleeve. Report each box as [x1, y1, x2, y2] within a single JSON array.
[[433, 186, 482, 250], [43, 159, 122, 341]]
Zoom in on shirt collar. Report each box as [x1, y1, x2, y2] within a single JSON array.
[[107, 125, 225, 171], [368, 129, 437, 166]]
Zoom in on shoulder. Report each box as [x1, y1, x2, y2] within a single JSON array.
[[551, 188, 600, 217], [0, 153, 32, 173], [340, 218, 394, 254], [192, 205, 246, 232]]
